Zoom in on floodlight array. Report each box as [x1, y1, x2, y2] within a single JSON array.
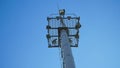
[[46, 15, 81, 48]]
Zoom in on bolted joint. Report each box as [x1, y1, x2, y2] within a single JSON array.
[[46, 34, 51, 39], [77, 17, 80, 21], [56, 16, 60, 20], [46, 25, 51, 29], [67, 16, 71, 20], [47, 17, 50, 22]]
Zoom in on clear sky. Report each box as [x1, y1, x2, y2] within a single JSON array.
[[0, 0, 120, 68]]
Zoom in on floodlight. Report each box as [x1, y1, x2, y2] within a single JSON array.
[[75, 22, 81, 29], [59, 9, 65, 16], [52, 39, 57, 44]]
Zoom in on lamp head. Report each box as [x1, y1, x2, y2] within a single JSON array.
[[59, 9, 65, 16]]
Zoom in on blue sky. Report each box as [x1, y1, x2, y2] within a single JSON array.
[[0, 0, 120, 68]]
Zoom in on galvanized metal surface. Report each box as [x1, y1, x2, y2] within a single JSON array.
[[60, 29, 75, 68]]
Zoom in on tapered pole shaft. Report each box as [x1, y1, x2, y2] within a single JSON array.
[[60, 29, 75, 68]]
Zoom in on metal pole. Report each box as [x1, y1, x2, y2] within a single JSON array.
[[60, 29, 75, 68]]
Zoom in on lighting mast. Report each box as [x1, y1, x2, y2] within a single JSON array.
[[46, 9, 81, 68]]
